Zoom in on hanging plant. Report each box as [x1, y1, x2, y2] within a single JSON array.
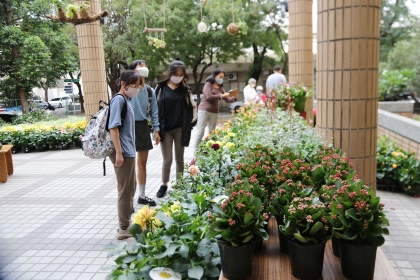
[[147, 37, 166, 49], [237, 19, 248, 35], [197, 0, 207, 33], [65, 4, 80, 19], [79, 2, 90, 19], [227, 23, 239, 36], [52, 0, 66, 19]]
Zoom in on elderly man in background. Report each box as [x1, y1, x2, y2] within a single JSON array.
[[243, 78, 259, 105]]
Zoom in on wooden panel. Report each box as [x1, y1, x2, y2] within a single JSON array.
[[219, 218, 400, 280]]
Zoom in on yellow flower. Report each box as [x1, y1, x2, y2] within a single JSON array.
[[206, 140, 215, 148], [170, 201, 181, 213], [227, 142, 235, 149], [392, 163, 398, 169], [223, 136, 230, 141], [132, 205, 157, 230], [228, 132, 236, 137], [408, 186, 412, 190], [382, 162, 384, 165]]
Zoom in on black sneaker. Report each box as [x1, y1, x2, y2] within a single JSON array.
[[156, 185, 168, 198], [138, 196, 157, 206]]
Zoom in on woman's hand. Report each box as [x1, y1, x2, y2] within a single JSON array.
[[154, 131, 161, 145], [221, 92, 230, 98], [114, 151, 124, 167]]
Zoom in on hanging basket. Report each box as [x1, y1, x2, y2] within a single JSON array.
[[57, 8, 66, 19], [227, 23, 239, 36], [80, 9, 90, 19]]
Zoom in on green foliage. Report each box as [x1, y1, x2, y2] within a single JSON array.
[[331, 180, 390, 246], [0, 0, 78, 109], [279, 196, 333, 245], [11, 110, 59, 125], [378, 68, 416, 100], [376, 135, 420, 195], [380, 0, 414, 61], [385, 33, 420, 93]]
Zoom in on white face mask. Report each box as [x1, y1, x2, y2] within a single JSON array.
[[136, 66, 149, 78], [125, 87, 139, 98], [171, 76, 184, 84]]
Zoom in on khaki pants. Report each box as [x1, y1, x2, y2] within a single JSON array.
[[193, 109, 218, 153], [109, 152, 136, 230], [160, 127, 184, 184]]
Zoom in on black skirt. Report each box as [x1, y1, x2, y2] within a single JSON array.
[[135, 120, 153, 151]]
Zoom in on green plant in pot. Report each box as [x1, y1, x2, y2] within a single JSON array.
[[279, 195, 332, 280], [331, 179, 390, 280], [208, 183, 268, 280]]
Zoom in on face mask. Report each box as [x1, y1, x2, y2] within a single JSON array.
[[125, 86, 139, 98], [250, 84, 256, 88], [136, 66, 149, 77], [257, 90, 262, 94], [216, 78, 224, 85], [171, 76, 184, 84]]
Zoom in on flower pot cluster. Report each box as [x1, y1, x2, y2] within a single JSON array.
[[376, 135, 420, 195], [0, 120, 87, 153], [105, 106, 390, 280], [271, 83, 312, 116]]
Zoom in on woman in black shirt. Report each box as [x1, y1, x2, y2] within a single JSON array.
[[155, 59, 197, 198]]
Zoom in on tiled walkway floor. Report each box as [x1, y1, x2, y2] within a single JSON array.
[[0, 123, 419, 279]]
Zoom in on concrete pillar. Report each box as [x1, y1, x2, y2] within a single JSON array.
[[75, 0, 108, 119], [316, 0, 381, 188], [288, 0, 314, 124]]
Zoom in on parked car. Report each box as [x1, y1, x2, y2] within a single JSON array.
[[49, 96, 72, 108], [30, 100, 48, 110], [228, 100, 245, 112], [193, 94, 204, 103]]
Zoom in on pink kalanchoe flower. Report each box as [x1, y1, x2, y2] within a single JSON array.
[[228, 218, 235, 226], [306, 215, 313, 223], [236, 203, 245, 209], [188, 165, 199, 178]]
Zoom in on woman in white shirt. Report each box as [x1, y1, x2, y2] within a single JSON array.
[[243, 78, 259, 105]]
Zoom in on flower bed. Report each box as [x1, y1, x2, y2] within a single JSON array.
[[105, 107, 389, 280], [0, 117, 87, 152], [376, 135, 420, 195]]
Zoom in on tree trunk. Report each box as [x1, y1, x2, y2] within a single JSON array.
[[69, 72, 84, 113], [44, 87, 48, 102], [3, 0, 29, 113], [249, 44, 267, 82]]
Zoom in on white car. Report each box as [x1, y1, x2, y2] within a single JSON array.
[[49, 96, 72, 108]]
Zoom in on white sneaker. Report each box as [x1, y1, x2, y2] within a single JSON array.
[[117, 228, 132, 240]]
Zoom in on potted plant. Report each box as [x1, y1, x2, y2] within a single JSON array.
[[65, 4, 80, 19], [79, 1, 90, 19], [208, 183, 268, 280], [331, 179, 390, 280], [269, 180, 313, 254], [279, 196, 332, 280]]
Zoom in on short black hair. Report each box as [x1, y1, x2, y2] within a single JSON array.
[[205, 68, 225, 85], [116, 70, 141, 92], [129, 60, 147, 70], [274, 65, 282, 71]]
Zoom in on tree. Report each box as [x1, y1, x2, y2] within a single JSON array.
[[0, 0, 77, 112], [380, 0, 414, 61]]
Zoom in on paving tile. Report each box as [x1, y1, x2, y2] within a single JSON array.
[[3, 271, 24, 280], [46, 271, 68, 280], [32, 271, 53, 279], [396, 261, 413, 268], [16, 271, 38, 280], [60, 272, 81, 280], [401, 268, 419, 277]]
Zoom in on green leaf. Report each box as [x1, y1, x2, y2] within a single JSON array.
[[244, 213, 253, 225], [309, 221, 324, 235], [129, 223, 142, 237], [345, 208, 363, 221], [338, 215, 351, 228], [368, 223, 384, 236], [155, 244, 180, 259], [222, 229, 235, 241], [343, 228, 358, 240], [242, 235, 254, 243], [188, 266, 204, 280], [205, 265, 220, 277], [294, 233, 309, 243], [178, 243, 189, 258], [179, 233, 194, 240]]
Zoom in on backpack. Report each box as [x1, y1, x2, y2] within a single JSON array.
[[81, 94, 127, 160]]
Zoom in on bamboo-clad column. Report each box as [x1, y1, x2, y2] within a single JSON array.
[[316, 0, 381, 188], [288, 0, 314, 125], [75, 0, 108, 119]]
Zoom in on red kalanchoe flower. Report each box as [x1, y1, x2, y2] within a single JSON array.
[[211, 143, 220, 151]]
